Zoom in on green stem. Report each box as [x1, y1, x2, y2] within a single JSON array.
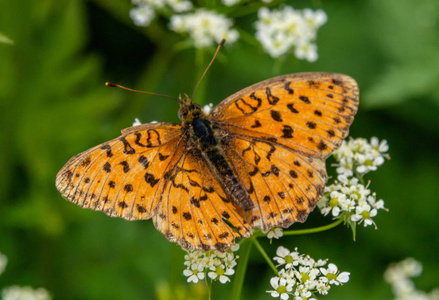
[[207, 278, 212, 300], [251, 218, 344, 239], [230, 241, 253, 300], [252, 237, 278, 275], [282, 218, 344, 236], [194, 47, 208, 105]]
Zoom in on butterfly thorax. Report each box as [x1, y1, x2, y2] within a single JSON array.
[[178, 96, 255, 211]]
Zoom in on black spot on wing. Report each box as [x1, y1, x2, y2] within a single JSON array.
[[120, 161, 130, 173], [144, 172, 159, 187], [284, 82, 294, 94], [287, 103, 299, 114], [270, 110, 282, 122], [266, 87, 279, 105], [119, 137, 136, 154], [138, 156, 149, 169], [299, 96, 311, 104], [100, 144, 113, 157], [103, 162, 111, 173], [282, 125, 293, 138]]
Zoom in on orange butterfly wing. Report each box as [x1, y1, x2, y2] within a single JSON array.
[[210, 73, 359, 230], [56, 123, 183, 220], [56, 122, 251, 251], [153, 146, 251, 251]]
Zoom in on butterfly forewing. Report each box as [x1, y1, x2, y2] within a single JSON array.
[[211, 72, 359, 157], [56, 123, 184, 220]]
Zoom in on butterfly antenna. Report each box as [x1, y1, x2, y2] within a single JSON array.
[[191, 39, 225, 101], [106, 82, 181, 102]]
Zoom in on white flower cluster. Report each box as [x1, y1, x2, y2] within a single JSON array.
[[318, 177, 386, 228], [332, 137, 389, 178], [255, 6, 327, 60], [1, 286, 52, 300], [384, 258, 439, 300], [170, 10, 239, 48], [130, 0, 193, 26], [130, 1, 328, 57], [267, 247, 349, 299], [318, 137, 389, 229], [183, 244, 239, 284]]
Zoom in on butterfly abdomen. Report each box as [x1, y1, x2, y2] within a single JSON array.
[[190, 116, 255, 211]]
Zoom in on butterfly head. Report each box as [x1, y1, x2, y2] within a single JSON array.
[[178, 94, 204, 123]]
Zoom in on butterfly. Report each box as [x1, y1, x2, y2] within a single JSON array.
[[56, 72, 359, 252]]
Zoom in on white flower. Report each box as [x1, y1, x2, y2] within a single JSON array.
[[267, 277, 293, 300], [278, 268, 297, 286], [274, 246, 302, 269], [208, 265, 234, 283], [255, 6, 326, 60], [170, 9, 239, 48], [356, 152, 384, 174], [184, 245, 240, 285], [320, 263, 350, 285], [294, 41, 318, 62], [295, 265, 318, 284], [303, 9, 327, 30], [130, 4, 155, 27], [367, 194, 386, 210], [332, 137, 389, 177], [0, 251, 7, 276], [1, 286, 52, 300], [370, 136, 389, 153], [319, 191, 346, 217], [351, 204, 378, 227], [183, 263, 205, 283], [316, 280, 331, 295], [267, 227, 283, 239], [335, 157, 354, 177], [167, 0, 192, 13]]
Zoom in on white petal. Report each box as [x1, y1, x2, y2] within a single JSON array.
[[337, 272, 350, 283]]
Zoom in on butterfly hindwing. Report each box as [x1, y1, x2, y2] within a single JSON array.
[[220, 131, 327, 231], [153, 146, 251, 251]]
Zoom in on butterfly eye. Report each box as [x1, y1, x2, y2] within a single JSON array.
[[178, 107, 189, 120]]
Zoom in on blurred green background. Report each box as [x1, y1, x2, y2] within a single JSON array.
[[1, 0, 439, 299]]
